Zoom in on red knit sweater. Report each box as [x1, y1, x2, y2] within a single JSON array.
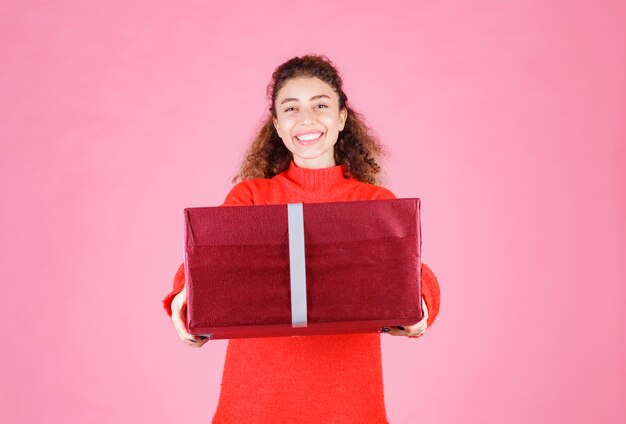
[[163, 161, 441, 424]]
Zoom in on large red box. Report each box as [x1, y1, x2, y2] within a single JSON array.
[[184, 198, 423, 339]]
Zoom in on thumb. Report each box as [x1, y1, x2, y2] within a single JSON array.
[[421, 296, 429, 320]]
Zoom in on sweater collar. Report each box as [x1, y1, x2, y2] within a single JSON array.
[[282, 160, 347, 191]]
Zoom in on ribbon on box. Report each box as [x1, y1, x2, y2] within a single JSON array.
[[287, 203, 307, 328]]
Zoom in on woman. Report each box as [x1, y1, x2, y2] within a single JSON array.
[[163, 54, 441, 423]]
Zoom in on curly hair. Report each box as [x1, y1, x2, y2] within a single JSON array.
[[233, 54, 386, 185]]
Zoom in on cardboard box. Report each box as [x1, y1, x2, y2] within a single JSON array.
[[184, 198, 423, 339]]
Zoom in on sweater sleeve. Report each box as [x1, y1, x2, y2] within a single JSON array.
[[161, 181, 255, 318], [421, 262, 440, 328], [162, 262, 186, 318]]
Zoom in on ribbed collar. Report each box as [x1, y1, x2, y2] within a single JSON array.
[[282, 160, 347, 191]]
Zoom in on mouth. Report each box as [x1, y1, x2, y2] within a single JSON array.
[[294, 131, 324, 146]]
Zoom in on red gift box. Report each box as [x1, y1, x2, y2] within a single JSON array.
[[184, 198, 423, 339]]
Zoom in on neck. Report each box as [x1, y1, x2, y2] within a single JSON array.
[[292, 155, 336, 169]]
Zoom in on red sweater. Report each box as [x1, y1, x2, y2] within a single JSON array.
[[163, 161, 441, 423]]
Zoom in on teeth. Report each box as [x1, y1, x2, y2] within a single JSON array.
[[296, 132, 322, 141]]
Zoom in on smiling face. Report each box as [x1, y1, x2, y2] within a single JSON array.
[[272, 77, 348, 169]]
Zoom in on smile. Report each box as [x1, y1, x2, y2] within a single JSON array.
[[295, 132, 324, 145]]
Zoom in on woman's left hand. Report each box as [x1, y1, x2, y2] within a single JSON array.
[[382, 296, 429, 337]]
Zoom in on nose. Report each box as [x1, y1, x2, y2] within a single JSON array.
[[301, 107, 315, 125]]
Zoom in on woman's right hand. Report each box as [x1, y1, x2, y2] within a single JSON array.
[[171, 287, 210, 348]]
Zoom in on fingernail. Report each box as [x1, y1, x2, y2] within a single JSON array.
[[189, 339, 197, 343], [380, 327, 390, 333], [396, 326, 405, 331]]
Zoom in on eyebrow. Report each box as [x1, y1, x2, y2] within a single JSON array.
[[280, 94, 331, 105]]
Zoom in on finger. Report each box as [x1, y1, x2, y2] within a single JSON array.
[[171, 306, 192, 337], [174, 321, 198, 344], [403, 320, 427, 336], [406, 326, 426, 337], [172, 304, 198, 344], [417, 314, 428, 327], [195, 336, 210, 347], [176, 326, 206, 346], [407, 332, 425, 339], [408, 327, 426, 336], [382, 326, 408, 337], [415, 307, 428, 327], [180, 333, 210, 347], [413, 320, 428, 333], [187, 337, 210, 348], [175, 321, 210, 347]]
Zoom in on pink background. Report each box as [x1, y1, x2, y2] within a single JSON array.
[[1, 1, 624, 423]]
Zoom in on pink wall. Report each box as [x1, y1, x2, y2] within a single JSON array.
[[1, 1, 624, 423]]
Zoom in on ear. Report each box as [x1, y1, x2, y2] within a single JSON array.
[[272, 117, 279, 133], [339, 107, 348, 131]]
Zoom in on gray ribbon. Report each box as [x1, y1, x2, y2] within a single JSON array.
[[287, 203, 307, 327]]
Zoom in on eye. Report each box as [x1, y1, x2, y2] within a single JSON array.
[[284, 106, 296, 112], [315, 104, 328, 109]]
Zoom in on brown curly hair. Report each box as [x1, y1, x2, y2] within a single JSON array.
[[233, 54, 386, 185]]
